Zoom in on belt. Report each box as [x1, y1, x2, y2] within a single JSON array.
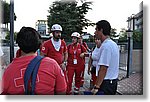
[[92, 66, 96, 69], [103, 79, 118, 84]]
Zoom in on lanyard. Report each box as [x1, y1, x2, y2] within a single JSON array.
[[72, 43, 79, 59]]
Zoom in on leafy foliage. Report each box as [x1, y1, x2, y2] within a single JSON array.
[[5, 31, 17, 41], [110, 28, 119, 40], [119, 28, 142, 43], [1, 1, 17, 25], [119, 28, 127, 41], [47, 0, 94, 41], [132, 30, 143, 42]]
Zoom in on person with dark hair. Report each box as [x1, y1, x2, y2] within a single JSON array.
[[41, 24, 68, 71], [78, 35, 90, 87], [66, 32, 87, 95], [78, 35, 90, 52], [2, 27, 67, 95], [16, 33, 42, 58], [88, 37, 101, 89], [91, 20, 119, 95]]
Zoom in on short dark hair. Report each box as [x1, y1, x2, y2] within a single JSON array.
[[96, 20, 111, 36], [16, 27, 41, 53]]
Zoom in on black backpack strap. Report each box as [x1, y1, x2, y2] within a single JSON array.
[[24, 55, 44, 95]]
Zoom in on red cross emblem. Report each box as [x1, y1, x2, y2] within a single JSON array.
[[14, 68, 39, 91]]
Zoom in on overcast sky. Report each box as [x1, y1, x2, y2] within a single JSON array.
[[6, 0, 143, 34]]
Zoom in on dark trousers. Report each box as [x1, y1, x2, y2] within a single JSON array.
[[98, 79, 118, 95]]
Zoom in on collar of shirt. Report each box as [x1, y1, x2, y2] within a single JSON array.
[[51, 38, 61, 51], [102, 37, 110, 45]]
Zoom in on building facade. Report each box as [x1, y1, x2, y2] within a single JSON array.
[[35, 20, 48, 37], [127, 2, 143, 33]]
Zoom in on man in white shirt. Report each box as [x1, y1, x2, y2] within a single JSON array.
[[91, 20, 119, 95]]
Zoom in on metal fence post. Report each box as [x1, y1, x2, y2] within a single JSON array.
[[10, 0, 14, 62]]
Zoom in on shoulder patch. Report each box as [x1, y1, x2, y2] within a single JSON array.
[[42, 47, 45, 51]]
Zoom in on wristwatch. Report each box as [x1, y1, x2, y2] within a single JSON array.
[[63, 61, 67, 66]]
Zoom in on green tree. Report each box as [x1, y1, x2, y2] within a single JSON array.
[[119, 28, 142, 43], [133, 30, 142, 42], [110, 28, 119, 40], [47, 0, 94, 41], [1, 1, 17, 29], [119, 28, 127, 41], [5, 31, 17, 41]]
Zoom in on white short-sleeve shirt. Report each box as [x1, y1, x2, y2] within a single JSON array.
[[51, 38, 61, 51], [97, 38, 119, 79], [91, 46, 100, 67]]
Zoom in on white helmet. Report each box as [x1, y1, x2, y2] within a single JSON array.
[[51, 24, 62, 31], [71, 32, 80, 38]]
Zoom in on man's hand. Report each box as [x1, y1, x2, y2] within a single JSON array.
[[60, 61, 67, 71], [91, 85, 99, 95], [60, 63, 66, 71], [91, 89, 98, 95], [80, 53, 85, 58]]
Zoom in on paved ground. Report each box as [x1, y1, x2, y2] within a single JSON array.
[[117, 72, 143, 95], [72, 65, 143, 95]]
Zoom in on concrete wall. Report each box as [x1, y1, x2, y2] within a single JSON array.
[[132, 50, 143, 73]]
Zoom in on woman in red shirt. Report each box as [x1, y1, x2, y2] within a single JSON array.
[[66, 32, 86, 95]]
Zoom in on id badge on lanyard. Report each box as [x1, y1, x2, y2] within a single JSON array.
[[73, 59, 77, 64], [73, 45, 78, 64]]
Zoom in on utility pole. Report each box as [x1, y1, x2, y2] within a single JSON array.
[[10, 0, 14, 62], [126, 29, 133, 78], [126, 14, 135, 78]]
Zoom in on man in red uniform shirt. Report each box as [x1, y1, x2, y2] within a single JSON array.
[[1, 27, 67, 95], [78, 35, 90, 51], [78, 35, 90, 87], [41, 24, 68, 71], [66, 32, 87, 95]]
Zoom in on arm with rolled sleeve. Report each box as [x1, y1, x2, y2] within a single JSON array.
[[41, 42, 49, 56], [60, 41, 68, 71], [61, 40, 68, 63], [80, 45, 87, 58]]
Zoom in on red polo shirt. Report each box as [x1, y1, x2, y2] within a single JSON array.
[[16, 49, 22, 58], [67, 43, 86, 67], [41, 39, 67, 65], [2, 55, 67, 95]]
